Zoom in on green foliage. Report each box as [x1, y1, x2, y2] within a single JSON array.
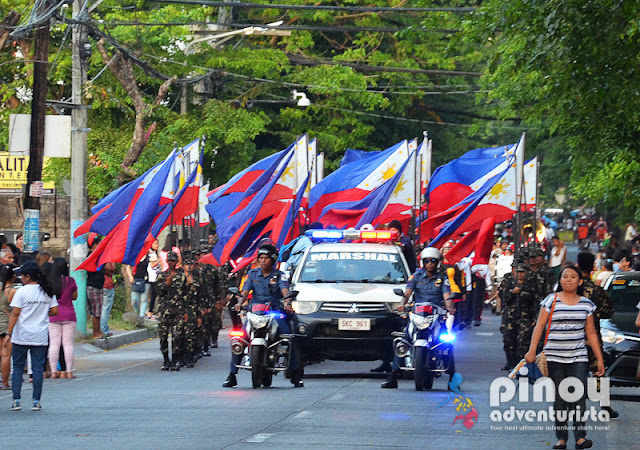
[[466, 0, 640, 221], [2, 0, 522, 206]]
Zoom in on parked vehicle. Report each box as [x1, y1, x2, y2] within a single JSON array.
[[600, 271, 640, 386]]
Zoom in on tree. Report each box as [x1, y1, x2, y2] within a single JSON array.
[[465, 0, 640, 223]]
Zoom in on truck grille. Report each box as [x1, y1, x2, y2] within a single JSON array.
[[320, 302, 388, 313], [314, 323, 395, 338]]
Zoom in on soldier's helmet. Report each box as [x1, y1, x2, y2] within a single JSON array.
[[167, 251, 179, 261]]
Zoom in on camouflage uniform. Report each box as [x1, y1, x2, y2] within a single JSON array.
[[499, 271, 540, 368], [582, 278, 615, 373], [156, 268, 189, 368], [182, 265, 202, 366]]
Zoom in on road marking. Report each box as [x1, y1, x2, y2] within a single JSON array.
[[328, 393, 345, 401], [294, 411, 311, 419], [245, 433, 274, 443], [476, 332, 494, 336]]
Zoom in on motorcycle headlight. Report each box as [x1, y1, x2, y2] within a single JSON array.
[[292, 301, 319, 314], [248, 312, 270, 329], [601, 328, 625, 345], [411, 313, 435, 330]]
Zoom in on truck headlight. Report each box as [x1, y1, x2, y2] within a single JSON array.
[[601, 328, 625, 345], [292, 301, 319, 314], [248, 312, 269, 329]]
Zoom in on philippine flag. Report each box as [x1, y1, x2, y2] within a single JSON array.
[[426, 143, 517, 216], [428, 137, 536, 247], [309, 140, 409, 222]]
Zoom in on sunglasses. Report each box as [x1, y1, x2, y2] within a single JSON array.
[[424, 258, 439, 264]]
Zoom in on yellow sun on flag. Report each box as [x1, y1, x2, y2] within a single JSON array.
[[281, 164, 294, 180], [393, 177, 407, 197], [379, 164, 397, 182], [488, 178, 510, 200]]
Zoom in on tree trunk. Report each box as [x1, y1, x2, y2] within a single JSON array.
[[95, 39, 175, 182]]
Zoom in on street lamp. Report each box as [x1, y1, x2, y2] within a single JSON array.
[[293, 90, 311, 107], [185, 21, 285, 54]]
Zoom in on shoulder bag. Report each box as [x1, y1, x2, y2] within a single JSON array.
[[535, 294, 558, 377]]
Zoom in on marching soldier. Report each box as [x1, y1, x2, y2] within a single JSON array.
[[156, 252, 189, 371], [498, 262, 539, 371], [182, 251, 202, 368]]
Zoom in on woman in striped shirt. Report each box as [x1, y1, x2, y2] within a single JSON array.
[[525, 265, 605, 450]]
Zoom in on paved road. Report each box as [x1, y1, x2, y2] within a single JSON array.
[[1, 308, 638, 449]]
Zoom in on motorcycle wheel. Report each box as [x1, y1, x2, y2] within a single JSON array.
[[414, 348, 427, 391], [415, 348, 435, 390], [262, 371, 273, 387], [250, 346, 265, 389], [446, 348, 456, 375]]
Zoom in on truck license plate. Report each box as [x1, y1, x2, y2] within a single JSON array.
[[338, 318, 371, 331]]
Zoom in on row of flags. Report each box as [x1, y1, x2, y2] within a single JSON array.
[[75, 133, 537, 270], [74, 138, 206, 271], [423, 135, 537, 264], [203, 136, 323, 270]]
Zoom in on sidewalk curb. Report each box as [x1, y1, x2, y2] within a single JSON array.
[[91, 327, 158, 350]]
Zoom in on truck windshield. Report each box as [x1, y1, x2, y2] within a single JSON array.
[[299, 251, 408, 284]]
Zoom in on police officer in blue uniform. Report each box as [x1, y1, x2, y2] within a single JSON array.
[[223, 243, 304, 388], [381, 247, 454, 388]]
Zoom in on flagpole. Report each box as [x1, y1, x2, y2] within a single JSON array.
[[410, 136, 418, 242], [514, 133, 525, 263], [171, 142, 178, 238]]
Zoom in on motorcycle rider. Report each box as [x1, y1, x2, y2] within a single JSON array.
[[222, 243, 304, 388], [382, 247, 454, 389]]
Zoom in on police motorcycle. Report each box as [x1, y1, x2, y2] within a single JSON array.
[[392, 288, 456, 390], [228, 287, 299, 388]]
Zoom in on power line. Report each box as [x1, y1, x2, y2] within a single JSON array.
[[286, 53, 482, 77], [154, 1, 476, 13], [96, 21, 460, 34]]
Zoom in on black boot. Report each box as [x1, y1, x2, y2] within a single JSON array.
[[371, 361, 392, 373], [291, 370, 304, 388], [223, 373, 237, 388], [381, 371, 399, 389], [602, 406, 619, 419], [161, 358, 171, 371]]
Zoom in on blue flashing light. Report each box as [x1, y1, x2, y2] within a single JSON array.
[[440, 333, 456, 343], [267, 311, 287, 320], [306, 230, 345, 240]]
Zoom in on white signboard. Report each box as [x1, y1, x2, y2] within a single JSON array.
[[8, 114, 71, 158]]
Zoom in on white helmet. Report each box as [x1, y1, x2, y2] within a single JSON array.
[[420, 247, 441, 265], [360, 223, 375, 231]]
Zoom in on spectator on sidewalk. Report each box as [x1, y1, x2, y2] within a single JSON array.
[[35, 251, 52, 266], [101, 263, 117, 337], [5, 261, 58, 411], [0, 264, 16, 390], [126, 255, 149, 319], [86, 236, 105, 339], [1, 264, 20, 390], [159, 234, 182, 272], [0, 248, 14, 265], [47, 258, 77, 379], [549, 236, 567, 280], [147, 240, 161, 319]]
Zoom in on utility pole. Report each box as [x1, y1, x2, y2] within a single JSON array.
[[22, 1, 51, 255], [70, 0, 90, 335]]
